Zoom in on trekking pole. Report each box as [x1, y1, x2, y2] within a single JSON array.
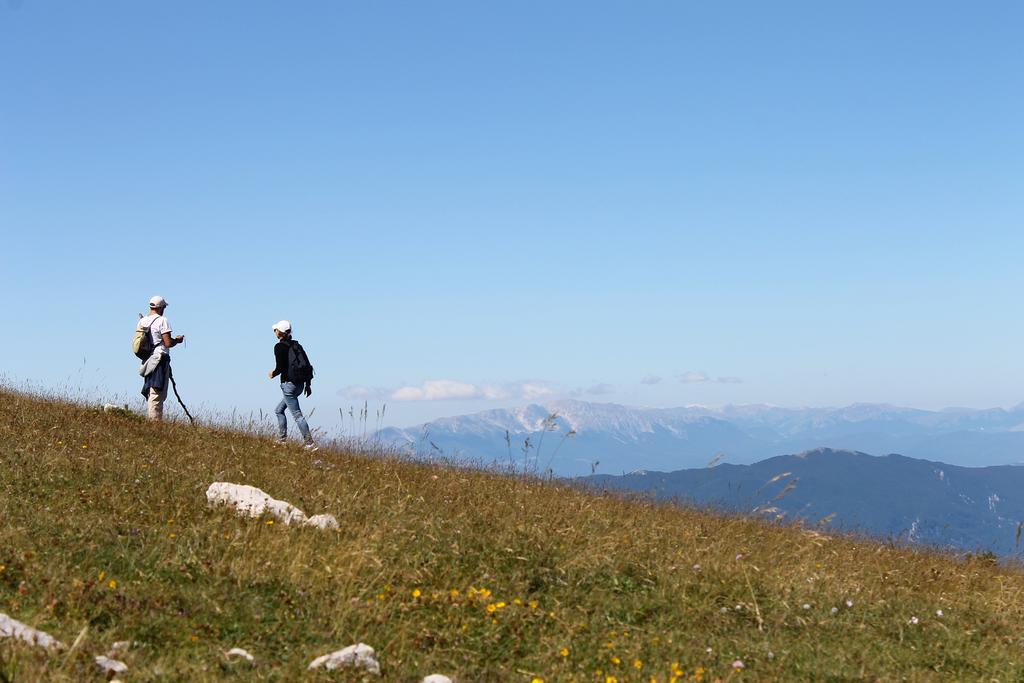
[[167, 365, 195, 425]]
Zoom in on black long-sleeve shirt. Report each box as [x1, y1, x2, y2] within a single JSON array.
[[274, 340, 310, 389]]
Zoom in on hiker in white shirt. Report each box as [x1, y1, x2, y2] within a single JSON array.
[[139, 295, 184, 420]]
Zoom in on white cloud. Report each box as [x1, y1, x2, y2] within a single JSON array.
[[640, 374, 662, 385], [391, 380, 481, 402], [520, 382, 556, 400], [386, 380, 557, 402], [480, 384, 513, 400], [675, 371, 742, 385], [585, 383, 615, 395]]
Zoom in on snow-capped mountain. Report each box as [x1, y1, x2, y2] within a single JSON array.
[[377, 399, 1024, 476], [586, 448, 1024, 556]]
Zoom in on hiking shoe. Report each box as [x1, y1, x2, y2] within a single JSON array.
[[303, 443, 319, 452]]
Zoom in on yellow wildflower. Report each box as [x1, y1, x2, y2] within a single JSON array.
[[98, 571, 106, 581], [528, 600, 538, 609], [559, 647, 570, 657], [611, 656, 621, 665], [450, 589, 460, 598], [531, 678, 544, 683], [412, 588, 422, 598], [633, 659, 643, 670], [108, 579, 117, 590]]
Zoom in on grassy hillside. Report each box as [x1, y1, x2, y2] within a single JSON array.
[[3, 390, 1024, 681]]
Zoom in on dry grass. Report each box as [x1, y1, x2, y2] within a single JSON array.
[[3, 389, 1024, 681]]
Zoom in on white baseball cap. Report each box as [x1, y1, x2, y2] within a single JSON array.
[[149, 295, 169, 308], [272, 320, 292, 334]]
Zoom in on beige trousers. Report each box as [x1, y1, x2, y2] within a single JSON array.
[[147, 385, 168, 420]]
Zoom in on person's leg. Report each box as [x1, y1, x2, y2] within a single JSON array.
[[147, 386, 168, 420], [274, 388, 289, 440], [281, 383, 313, 444]]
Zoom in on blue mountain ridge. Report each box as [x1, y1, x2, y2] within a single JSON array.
[[583, 448, 1024, 557]]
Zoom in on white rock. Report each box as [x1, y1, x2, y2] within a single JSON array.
[[206, 482, 307, 525], [308, 643, 381, 675], [0, 613, 64, 650], [226, 647, 255, 662], [305, 514, 339, 530], [422, 676, 453, 683], [95, 655, 128, 674]]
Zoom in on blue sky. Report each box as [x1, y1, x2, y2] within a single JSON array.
[[2, 1, 1022, 431]]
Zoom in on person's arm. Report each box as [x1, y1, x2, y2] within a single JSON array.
[[304, 379, 312, 397], [269, 343, 288, 379], [162, 332, 185, 348]]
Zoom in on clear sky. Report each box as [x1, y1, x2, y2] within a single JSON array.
[[2, 1, 1022, 432]]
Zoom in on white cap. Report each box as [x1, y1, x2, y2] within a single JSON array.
[[272, 320, 292, 334], [149, 295, 168, 309]]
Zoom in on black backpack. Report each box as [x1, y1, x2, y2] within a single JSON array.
[[286, 340, 314, 384]]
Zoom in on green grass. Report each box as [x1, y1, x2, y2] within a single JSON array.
[[3, 389, 1024, 681]]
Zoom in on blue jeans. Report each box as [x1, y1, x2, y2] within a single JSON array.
[[275, 382, 312, 444]]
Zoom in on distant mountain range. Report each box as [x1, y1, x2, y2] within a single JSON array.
[[378, 400, 1024, 476], [583, 448, 1024, 557]]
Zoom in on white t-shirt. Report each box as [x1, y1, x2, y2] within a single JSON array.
[[141, 313, 172, 351]]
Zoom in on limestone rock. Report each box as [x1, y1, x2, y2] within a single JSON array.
[[206, 482, 338, 529], [95, 655, 128, 675], [308, 643, 381, 675], [226, 647, 255, 662], [205, 482, 307, 525], [305, 513, 340, 530], [422, 675, 454, 683], [0, 613, 64, 650]]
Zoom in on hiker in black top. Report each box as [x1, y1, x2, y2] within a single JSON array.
[[268, 320, 317, 450], [273, 342, 312, 394]]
